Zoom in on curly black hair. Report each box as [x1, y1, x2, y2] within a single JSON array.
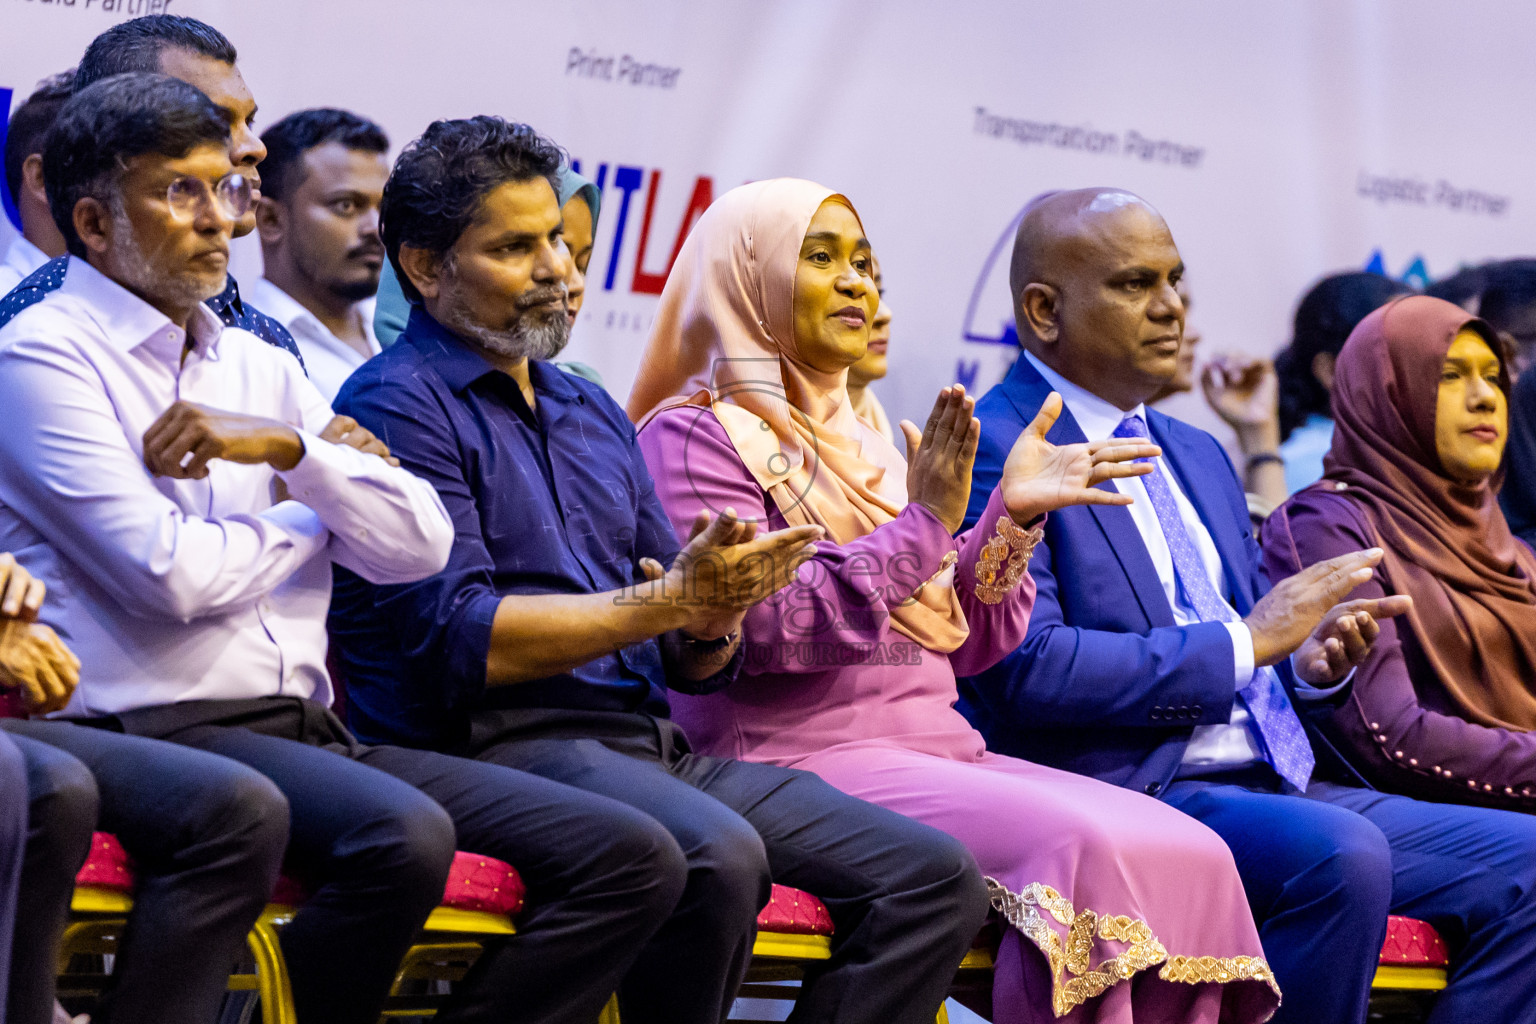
[[379, 116, 564, 303]]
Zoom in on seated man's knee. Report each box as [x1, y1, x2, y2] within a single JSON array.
[[603, 807, 690, 916], [26, 745, 98, 865], [687, 815, 771, 926], [345, 793, 457, 905], [1303, 814, 1393, 915], [872, 819, 991, 938], [919, 830, 991, 925], [182, 766, 290, 875]]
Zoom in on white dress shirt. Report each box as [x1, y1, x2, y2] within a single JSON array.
[[0, 236, 49, 296], [250, 278, 379, 402], [1022, 352, 1266, 765], [0, 257, 453, 717]]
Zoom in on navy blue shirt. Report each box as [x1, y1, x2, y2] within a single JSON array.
[[329, 308, 694, 749], [0, 256, 306, 370]]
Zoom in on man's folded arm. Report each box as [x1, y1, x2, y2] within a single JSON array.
[[0, 342, 329, 621], [282, 367, 453, 584]]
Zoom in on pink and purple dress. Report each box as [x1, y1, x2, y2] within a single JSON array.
[[639, 408, 1279, 1023]]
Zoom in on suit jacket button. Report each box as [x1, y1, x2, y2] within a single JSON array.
[[1144, 781, 1162, 795]]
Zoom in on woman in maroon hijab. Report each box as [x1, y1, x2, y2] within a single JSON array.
[[1262, 294, 1536, 810]]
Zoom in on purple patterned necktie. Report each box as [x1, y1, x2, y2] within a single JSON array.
[[1113, 414, 1314, 791]]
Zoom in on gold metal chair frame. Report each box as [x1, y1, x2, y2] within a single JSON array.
[[62, 887, 516, 1024], [64, 886, 1446, 1022]]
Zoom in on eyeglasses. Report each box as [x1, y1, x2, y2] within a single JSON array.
[[165, 173, 253, 223]]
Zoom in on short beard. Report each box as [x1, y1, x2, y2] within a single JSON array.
[[328, 274, 382, 304], [295, 241, 383, 304], [109, 204, 225, 311], [435, 262, 570, 362]]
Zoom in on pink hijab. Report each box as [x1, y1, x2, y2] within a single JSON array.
[[627, 178, 967, 653]]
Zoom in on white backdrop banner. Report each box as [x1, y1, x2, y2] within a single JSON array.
[[4, 0, 1535, 440]]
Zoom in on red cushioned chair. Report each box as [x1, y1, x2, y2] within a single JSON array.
[[1374, 914, 1450, 989], [62, 833, 524, 1024]]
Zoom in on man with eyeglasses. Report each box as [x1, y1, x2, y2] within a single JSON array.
[[0, 15, 306, 371], [0, 73, 708, 1024]]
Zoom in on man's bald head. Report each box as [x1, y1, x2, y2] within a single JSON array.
[[1007, 187, 1186, 410], [1009, 188, 1163, 309]]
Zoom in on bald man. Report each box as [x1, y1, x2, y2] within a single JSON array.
[[961, 188, 1536, 1024]]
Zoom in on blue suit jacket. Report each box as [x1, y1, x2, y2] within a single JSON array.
[[960, 356, 1359, 798]]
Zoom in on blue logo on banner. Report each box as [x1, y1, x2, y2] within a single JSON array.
[[960, 204, 1027, 350], [0, 87, 20, 232], [1365, 248, 1432, 289]]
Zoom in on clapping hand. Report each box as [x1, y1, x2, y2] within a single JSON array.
[[1295, 596, 1413, 683], [0, 552, 44, 621], [0, 554, 80, 714], [900, 385, 981, 534], [1245, 548, 1412, 681], [641, 508, 822, 641], [999, 393, 1162, 525]]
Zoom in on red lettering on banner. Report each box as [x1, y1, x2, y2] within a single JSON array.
[[631, 172, 716, 295]]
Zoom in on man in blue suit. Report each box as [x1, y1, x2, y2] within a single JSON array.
[[964, 187, 1536, 1024]]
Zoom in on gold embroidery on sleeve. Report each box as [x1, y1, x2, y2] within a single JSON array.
[[985, 878, 1281, 1018], [974, 516, 1043, 605], [910, 551, 958, 601]]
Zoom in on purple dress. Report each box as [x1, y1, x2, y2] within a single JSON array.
[[1264, 484, 1536, 809], [640, 409, 1279, 1024]]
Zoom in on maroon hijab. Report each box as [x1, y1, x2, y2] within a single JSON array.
[[1326, 294, 1536, 729]]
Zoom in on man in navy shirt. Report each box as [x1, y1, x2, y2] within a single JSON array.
[[0, 16, 305, 370], [331, 116, 990, 1024]]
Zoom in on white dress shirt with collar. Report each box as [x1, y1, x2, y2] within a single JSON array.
[[1022, 350, 1268, 766], [0, 236, 49, 296], [0, 257, 453, 717], [250, 277, 379, 402]]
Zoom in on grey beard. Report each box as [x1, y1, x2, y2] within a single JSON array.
[[110, 207, 226, 311], [438, 297, 571, 362]]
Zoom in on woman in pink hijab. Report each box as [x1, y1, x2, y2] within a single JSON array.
[[629, 179, 1280, 1024]]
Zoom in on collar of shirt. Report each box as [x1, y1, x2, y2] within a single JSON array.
[[58, 255, 225, 358], [1, 236, 48, 280], [1021, 348, 1261, 711], [1021, 350, 1147, 442], [401, 305, 582, 409], [251, 278, 378, 355], [212, 274, 245, 319]]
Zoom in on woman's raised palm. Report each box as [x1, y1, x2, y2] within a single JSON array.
[[1000, 393, 1162, 524]]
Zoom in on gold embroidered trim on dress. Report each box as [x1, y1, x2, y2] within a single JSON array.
[[974, 516, 1043, 604], [1161, 954, 1281, 993], [985, 877, 1281, 1017]]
